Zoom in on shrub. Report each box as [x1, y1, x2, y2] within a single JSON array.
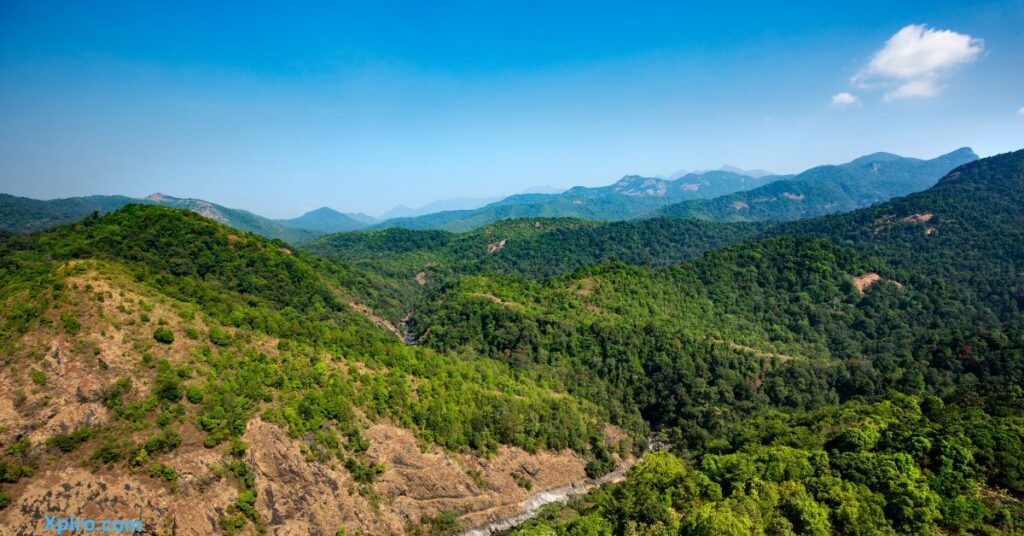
[[149, 463, 178, 489], [186, 385, 204, 404], [29, 369, 47, 386], [46, 426, 93, 453], [60, 311, 81, 335], [209, 325, 232, 347], [426, 511, 463, 536], [153, 327, 175, 344], [88, 441, 124, 465]]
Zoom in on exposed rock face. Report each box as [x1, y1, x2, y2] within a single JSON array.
[[244, 418, 390, 535], [1, 417, 618, 536], [368, 423, 594, 532]]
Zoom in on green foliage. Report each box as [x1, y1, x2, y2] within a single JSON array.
[[46, 425, 93, 453], [152, 326, 174, 344], [4, 150, 1024, 533], [185, 384, 203, 404], [424, 510, 463, 536], [29, 368, 47, 386], [519, 395, 1024, 535], [60, 310, 80, 334], [584, 437, 616, 479], [87, 440, 125, 466], [154, 359, 183, 402], [0, 440, 36, 484], [148, 463, 178, 489], [208, 325, 232, 346]]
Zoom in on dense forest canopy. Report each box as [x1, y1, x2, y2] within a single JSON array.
[[343, 149, 1024, 533]]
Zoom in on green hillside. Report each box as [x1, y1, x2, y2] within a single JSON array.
[[406, 150, 1024, 534], [304, 217, 769, 323], [0, 205, 622, 532]]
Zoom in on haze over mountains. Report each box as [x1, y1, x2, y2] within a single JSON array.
[[0, 148, 978, 240]]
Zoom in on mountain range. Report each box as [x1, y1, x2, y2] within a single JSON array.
[[362, 148, 974, 232], [1, 148, 1022, 534], [659, 147, 978, 221], [0, 149, 976, 241]]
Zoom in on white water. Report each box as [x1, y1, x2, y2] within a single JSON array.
[[457, 462, 633, 536]]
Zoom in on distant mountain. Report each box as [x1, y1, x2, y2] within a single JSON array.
[[275, 206, 375, 233], [717, 165, 775, 178], [658, 147, 977, 222], [380, 196, 502, 220], [373, 170, 773, 232], [520, 185, 565, 195], [0, 192, 319, 242]]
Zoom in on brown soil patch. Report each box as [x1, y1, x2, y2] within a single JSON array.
[[487, 238, 508, 254], [852, 272, 902, 294], [852, 273, 882, 293], [415, 271, 428, 285], [902, 212, 934, 223], [731, 200, 749, 210]]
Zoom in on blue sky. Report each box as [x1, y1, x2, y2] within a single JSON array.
[[1, 1, 1022, 217]]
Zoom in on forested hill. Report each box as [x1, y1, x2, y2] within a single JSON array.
[[658, 147, 977, 222], [774, 148, 1024, 321], [410, 149, 1024, 534], [0, 203, 629, 534], [304, 218, 770, 323]]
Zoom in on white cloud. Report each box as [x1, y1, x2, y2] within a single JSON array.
[[852, 24, 983, 101], [831, 92, 862, 107], [884, 79, 943, 101], [865, 24, 984, 79]]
